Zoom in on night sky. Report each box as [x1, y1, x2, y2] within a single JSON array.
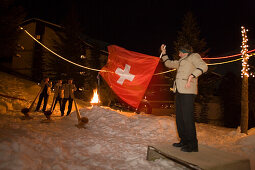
[[16, 0, 255, 56]]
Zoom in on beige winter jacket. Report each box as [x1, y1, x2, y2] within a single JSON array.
[[162, 53, 208, 94], [53, 83, 64, 98], [63, 83, 77, 99]]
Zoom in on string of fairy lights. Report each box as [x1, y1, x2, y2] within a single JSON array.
[[19, 26, 255, 76], [241, 26, 254, 78]]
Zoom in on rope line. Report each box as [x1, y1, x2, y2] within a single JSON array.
[[202, 49, 255, 60], [20, 26, 106, 72], [203, 53, 241, 60], [20, 26, 253, 76], [153, 57, 246, 75], [153, 69, 176, 75], [207, 57, 243, 65]]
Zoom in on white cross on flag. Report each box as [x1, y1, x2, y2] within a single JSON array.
[[100, 45, 160, 108]]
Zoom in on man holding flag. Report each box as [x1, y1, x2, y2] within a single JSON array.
[[100, 44, 207, 153], [160, 44, 208, 152]]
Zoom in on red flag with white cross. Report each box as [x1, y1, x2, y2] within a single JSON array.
[[100, 45, 160, 108]]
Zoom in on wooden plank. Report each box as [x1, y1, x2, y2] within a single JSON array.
[[147, 143, 250, 170]]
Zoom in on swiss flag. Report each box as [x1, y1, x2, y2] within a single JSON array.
[[100, 45, 160, 108]]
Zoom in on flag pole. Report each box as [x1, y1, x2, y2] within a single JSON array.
[[160, 45, 166, 58]]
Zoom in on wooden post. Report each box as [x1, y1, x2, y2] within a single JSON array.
[[241, 76, 248, 134], [240, 26, 249, 134]]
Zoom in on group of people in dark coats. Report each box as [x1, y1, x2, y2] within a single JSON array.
[[35, 77, 77, 116]]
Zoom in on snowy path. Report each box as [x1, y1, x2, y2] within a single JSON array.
[[0, 72, 255, 170], [0, 106, 187, 170]]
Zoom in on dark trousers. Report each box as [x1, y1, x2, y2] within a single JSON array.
[[53, 96, 63, 111], [175, 91, 197, 146], [35, 93, 49, 111], [61, 98, 73, 116]]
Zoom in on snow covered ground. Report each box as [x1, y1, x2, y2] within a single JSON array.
[[0, 71, 255, 170]]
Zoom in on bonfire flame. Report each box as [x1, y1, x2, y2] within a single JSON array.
[[90, 89, 100, 104]]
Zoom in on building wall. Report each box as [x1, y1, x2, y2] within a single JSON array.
[[12, 23, 36, 77], [41, 26, 61, 78], [99, 53, 108, 68], [13, 19, 108, 82]]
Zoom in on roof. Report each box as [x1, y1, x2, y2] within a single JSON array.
[[20, 18, 62, 29]]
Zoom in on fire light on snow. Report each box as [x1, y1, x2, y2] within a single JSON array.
[[90, 89, 100, 104]]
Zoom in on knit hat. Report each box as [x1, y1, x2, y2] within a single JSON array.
[[179, 44, 193, 53]]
